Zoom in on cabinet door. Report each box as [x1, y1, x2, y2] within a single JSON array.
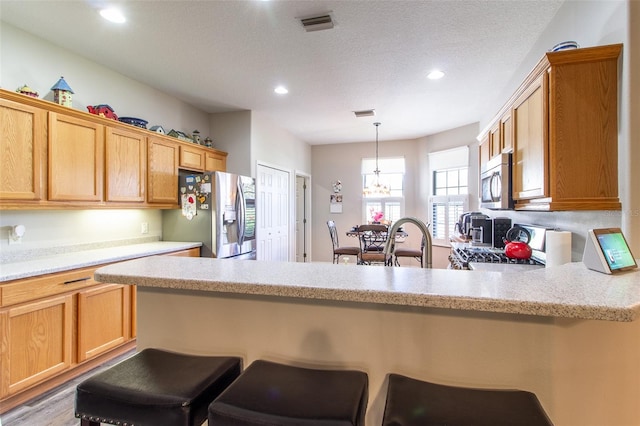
[[489, 122, 500, 159], [479, 134, 490, 173], [0, 295, 73, 398], [48, 112, 104, 201], [105, 126, 147, 202], [180, 144, 205, 171], [512, 74, 547, 200], [0, 98, 45, 201], [147, 136, 179, 204], [77, 284, 131, 362], [205, 151, 227, 172], [500, 112, 512, 153]]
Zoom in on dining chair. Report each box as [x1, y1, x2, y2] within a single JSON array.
[[327, 220, 360, 264], [394, 235, 426, 267], [357, 224, 391, 265]]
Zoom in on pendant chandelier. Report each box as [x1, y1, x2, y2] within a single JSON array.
[[363, 122, 390, 197]]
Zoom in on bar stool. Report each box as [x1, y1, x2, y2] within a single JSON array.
[[382, 373, 553, 426], [75, 348, 242, 426], [208, 359, 368, 425]]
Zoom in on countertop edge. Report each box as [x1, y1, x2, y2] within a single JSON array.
[[94, 257, 640, 323], [0, 241, 203, 282]]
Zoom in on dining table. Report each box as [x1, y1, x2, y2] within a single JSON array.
[[345, 224, 408, 247]]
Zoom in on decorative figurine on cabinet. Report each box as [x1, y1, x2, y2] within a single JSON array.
[[51, 76, 74, 107], [192, 130, 201, 144], [87, 104, 118, 120], [16, 84, 39, 98], [204, 137, 213, 148], [150, 125, 166, 134]]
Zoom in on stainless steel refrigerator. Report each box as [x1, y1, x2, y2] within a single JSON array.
[[162, 171, 257, 259]]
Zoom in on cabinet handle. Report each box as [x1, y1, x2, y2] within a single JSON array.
[[64, 277, 91, 285]]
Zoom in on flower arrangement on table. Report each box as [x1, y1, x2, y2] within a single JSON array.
[[369, 209, 385, 224]]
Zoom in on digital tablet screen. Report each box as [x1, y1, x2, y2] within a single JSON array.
[[594, 229, 637, 272]]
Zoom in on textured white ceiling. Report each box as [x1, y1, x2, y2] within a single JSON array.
[[0, 0, 564, 144]]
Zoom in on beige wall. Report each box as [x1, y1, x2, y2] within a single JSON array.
[[311, 138, 421, 264], [0, 209, 162, 258], [210, 110, 253, 176], [1, 24, 211, 137], [311, 123, 480, 266], [0, 25, 199, 257], [1, 24, 312, 259], [251, 111, 312, 177]]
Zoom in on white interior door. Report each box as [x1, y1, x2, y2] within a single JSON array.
[[257, 164, 290, 261]]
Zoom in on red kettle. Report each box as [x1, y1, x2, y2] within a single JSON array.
[[504, 225, 532, 259]]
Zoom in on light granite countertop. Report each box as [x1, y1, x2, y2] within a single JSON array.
[[0, 241, 202, 282], [95, 256, 640, 322]]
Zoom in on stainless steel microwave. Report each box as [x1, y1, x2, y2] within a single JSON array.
[[480, 152, 514, 210]]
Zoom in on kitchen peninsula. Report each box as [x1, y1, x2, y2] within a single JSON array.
[[95, 257, 640, 426]]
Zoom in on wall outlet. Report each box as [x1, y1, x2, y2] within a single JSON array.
[[141, 222, 149, 234]]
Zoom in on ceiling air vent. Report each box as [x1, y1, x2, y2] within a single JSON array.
[[353, 109, 376, 118], [300, 14, 334, 32]]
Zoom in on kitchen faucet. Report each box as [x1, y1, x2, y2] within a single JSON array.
[[383, 217, 432, 268]]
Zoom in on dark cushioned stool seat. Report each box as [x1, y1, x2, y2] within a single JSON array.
[[208, 359, 368, 426], [382, 373, 553, 426], [75, 348, 242, 426]]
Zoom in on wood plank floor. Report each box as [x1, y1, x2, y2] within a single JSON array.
[[1, 351, 136, 426]]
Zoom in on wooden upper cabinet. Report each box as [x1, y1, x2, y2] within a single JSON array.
[[479, 133, 490, 173], [512, 73, 547, 201], [500, 112, 513, 153], [48, 112, 104, 202], [147, 136, 179, 204], [479, 43, 622, 211], [179, 143, 227, 172], [0, 97, 45, 201], [205, 150, 227, 172], [0, 89, 229, 210], [488, 122, 500, 159], [545, 45, 621, 211], [105, 126, 147, 202], [179, 144, 205, 171]]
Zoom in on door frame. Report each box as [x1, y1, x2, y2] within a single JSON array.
[[295, 171, 312, 262]]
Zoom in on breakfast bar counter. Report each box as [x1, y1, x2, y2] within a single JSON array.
[[95, 257, 640, 426]]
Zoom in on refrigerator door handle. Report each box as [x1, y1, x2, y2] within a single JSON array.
[[237, 179, 246, 246]]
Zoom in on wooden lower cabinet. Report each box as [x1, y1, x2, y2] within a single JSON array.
[[0, 247, 201, 413], [0, 295, 73, 399], [77, 284, 131, 362]]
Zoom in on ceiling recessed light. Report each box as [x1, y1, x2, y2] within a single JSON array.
[[427, 70, 445, 80], [274, 86, 289, 95], [100, 8, 126, 24]]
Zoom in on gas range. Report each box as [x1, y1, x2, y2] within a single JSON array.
[[449, 223, 550, 271], [448, 245, 544, 270]]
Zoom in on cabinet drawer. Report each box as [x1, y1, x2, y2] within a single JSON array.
[[1, 267, 98, 307]]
